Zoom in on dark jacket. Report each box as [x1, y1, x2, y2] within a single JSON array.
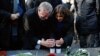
[[0, 0, 25, 50], [52, 14, 74, 47], [24, 8, 54, 49], [75, 0, 98, 35]]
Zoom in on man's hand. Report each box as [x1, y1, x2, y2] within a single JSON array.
[[11, 13, 20, 20], [40, 39, 55, 48], [56, 38, 64, 47]]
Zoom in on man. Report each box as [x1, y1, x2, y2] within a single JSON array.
[[0, 0, 25, 50], [75, 0, 99, 48], [24, 2, 55, 49]]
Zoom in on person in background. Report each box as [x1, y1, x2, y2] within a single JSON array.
[[62, 0, 74, 12], [23, 2, 55, 49], [52, 4, 74, 48], [74, 0, 99, 48], [25, 0, 35, 10], [0, 0, 25, 50]]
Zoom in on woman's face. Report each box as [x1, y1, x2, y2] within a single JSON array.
[[56, 13, 64, 22]]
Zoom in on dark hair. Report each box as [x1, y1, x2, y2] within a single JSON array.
[[54, 4, 72, 22]]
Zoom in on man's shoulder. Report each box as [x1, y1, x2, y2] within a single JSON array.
[[25, 8, 37, 16]]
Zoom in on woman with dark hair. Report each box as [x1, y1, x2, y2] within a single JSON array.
[[53, 4, 74, 48]]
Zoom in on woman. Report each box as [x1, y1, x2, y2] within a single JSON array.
[[53, 4, 74, 48]]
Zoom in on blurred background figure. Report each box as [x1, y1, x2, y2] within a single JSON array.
[[0, 0, 25, 50], [61, 0, 75, 12], [74, 0, 99, 48], [25, 0, 35, 10]]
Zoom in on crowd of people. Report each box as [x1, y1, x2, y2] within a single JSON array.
[[0, 0, 100, 50]]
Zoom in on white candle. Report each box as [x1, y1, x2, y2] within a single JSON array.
[[56, 48, 61, 54], [50, 48, 55, 53]]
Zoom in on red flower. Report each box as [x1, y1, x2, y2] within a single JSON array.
[[48, 53, 56, 56], [0, 51, 6, 56]]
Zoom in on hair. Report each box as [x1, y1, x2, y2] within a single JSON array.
[[54, 4, 72, 20], [38, 2, 53, 14]]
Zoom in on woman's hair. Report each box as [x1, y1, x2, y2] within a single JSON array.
[[54, 4, 72, 21]]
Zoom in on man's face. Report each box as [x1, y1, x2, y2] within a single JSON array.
[[38, 7, 49, 20]]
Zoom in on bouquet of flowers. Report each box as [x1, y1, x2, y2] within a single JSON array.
[[70, 49, 90, 56]]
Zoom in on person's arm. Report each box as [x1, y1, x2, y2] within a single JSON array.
[[63, 30, 74, 46], [96, 0, 100, 15], [24, 26, 40, 49], [63, 15, 74, 46], [0, 9, 11, 19], [55, 31, 74, 46], [0, 0, 21, 20], [25, 8, 39, 45], [26, 28, 55, 48], [0, 9, 19, 20], [70, 0, 75, 12]]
